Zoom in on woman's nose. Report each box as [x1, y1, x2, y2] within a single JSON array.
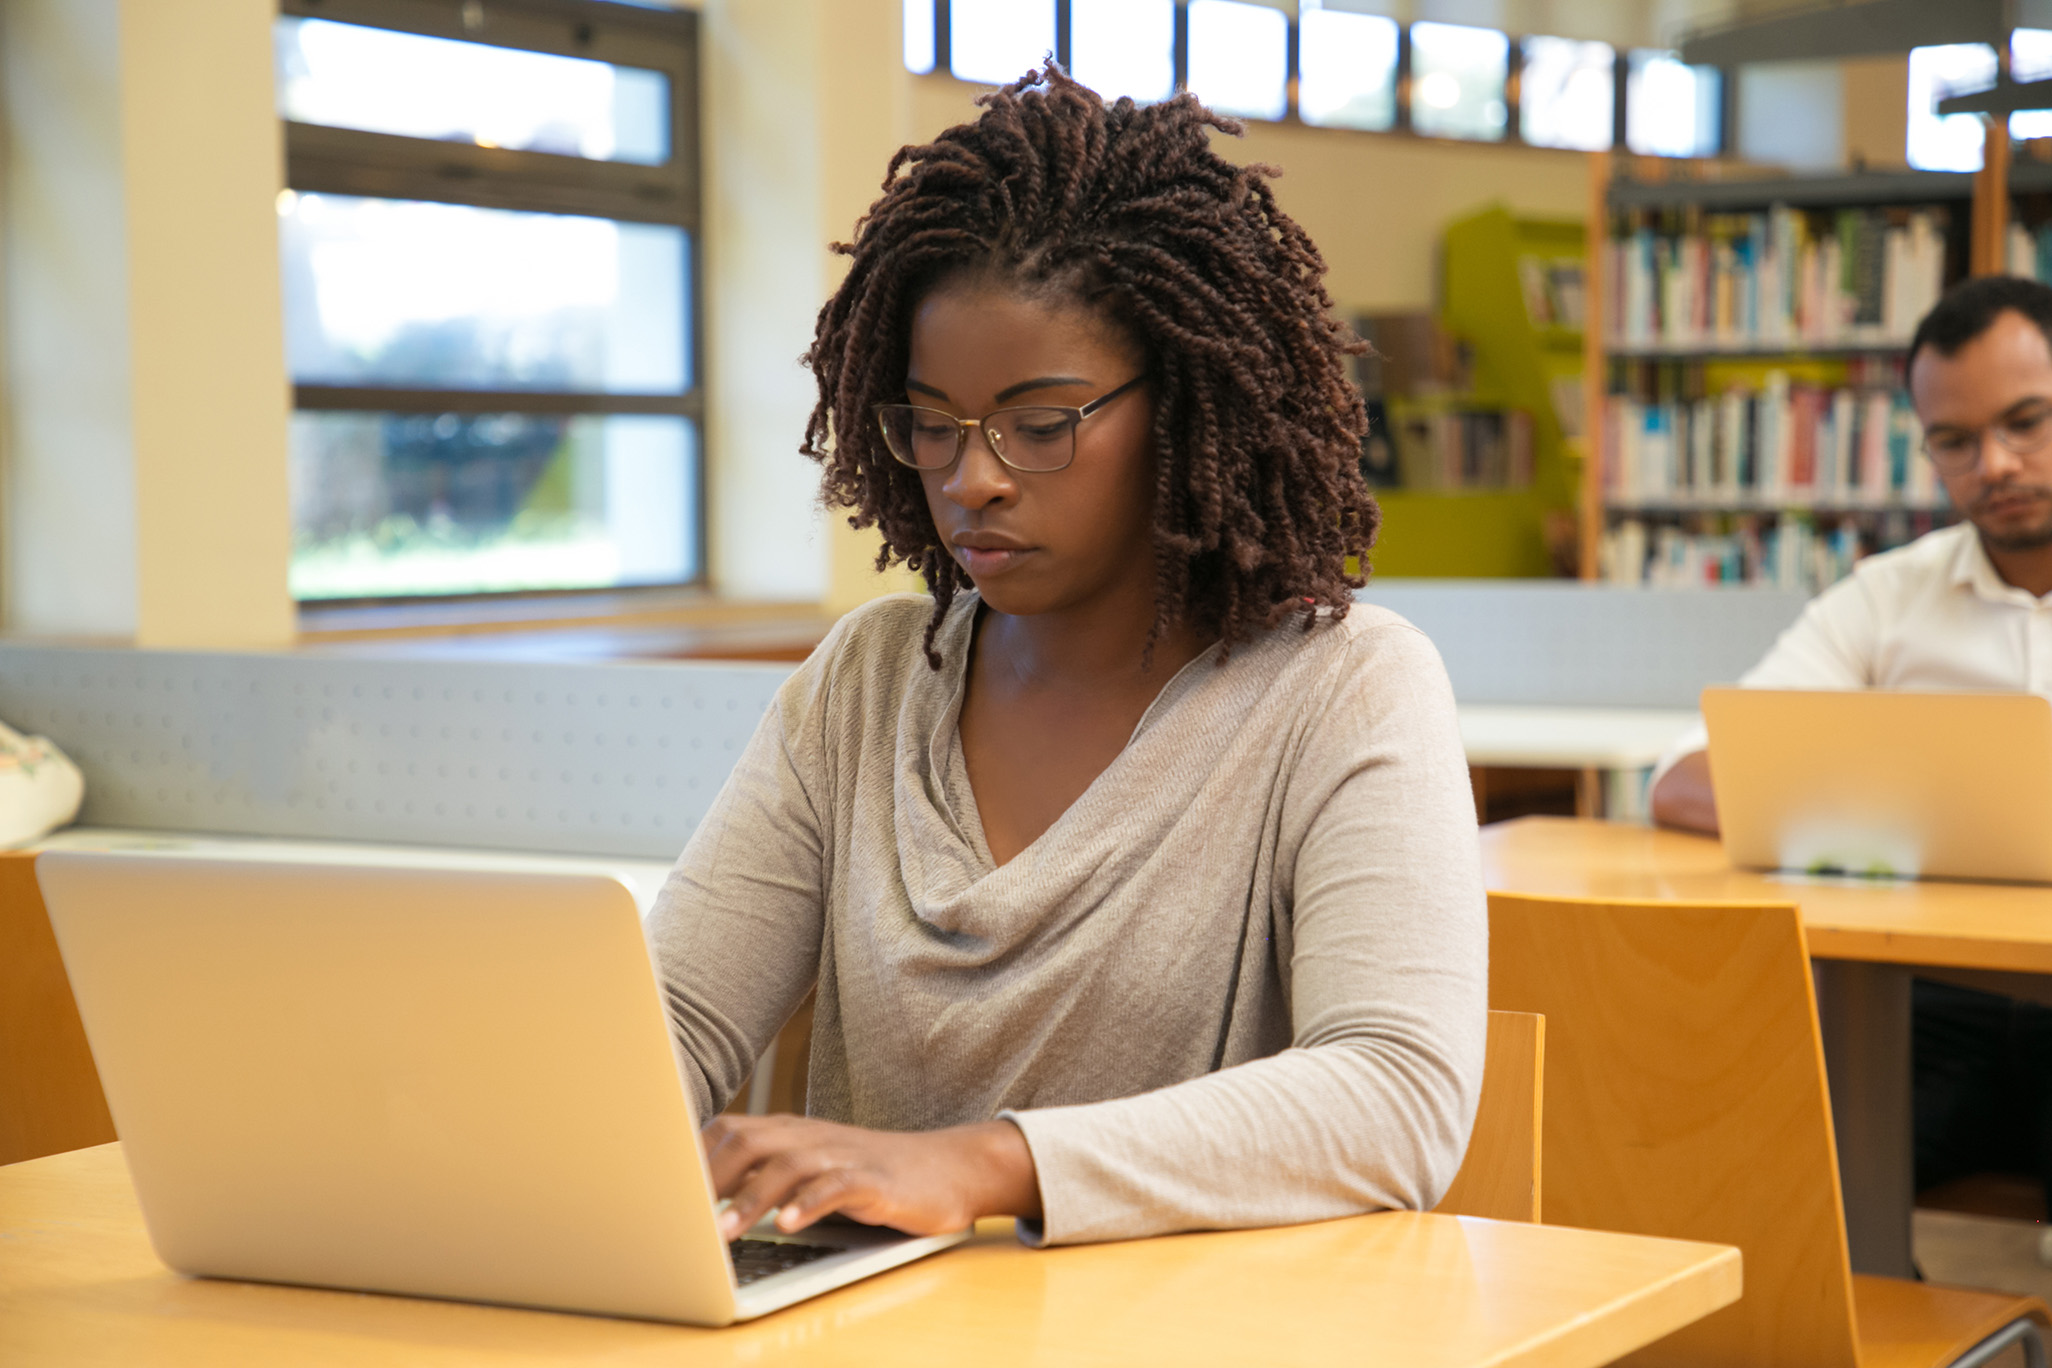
[[941, 426, 1017, 507]]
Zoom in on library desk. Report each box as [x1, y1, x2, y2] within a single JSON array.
[[1479, 816, 2052, 1282], [0, 1144, 1740, 1368]]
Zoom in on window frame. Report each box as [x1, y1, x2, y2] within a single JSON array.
[[278, 0, 705, 607], [917, 0, 1726, 160]]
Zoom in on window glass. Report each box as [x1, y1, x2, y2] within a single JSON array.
[[1298, 8, 1398, 131], [1186, 0, 1289, 122], [290, 413, 699, 600], [1409, 22, 1509, 141], [274, 17, 669, 166], [280, 194, 689, 395], [949, 0, 1055, 86], [1520, 36, 1614, 151], [1625, 50, 1720, 157], [2009, 29, 2052, 139], [1906, 43, 1997, 171], [904, 0, 937, 73], [1071, 0, 1175, 104]]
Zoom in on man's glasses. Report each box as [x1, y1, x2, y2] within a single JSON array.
[[874, 375, 1146, 474], [1921, 403, 2052, 475]]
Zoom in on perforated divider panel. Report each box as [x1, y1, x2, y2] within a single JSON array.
[[0, 645, 794, 859], [1358, 581, 1810, 708]]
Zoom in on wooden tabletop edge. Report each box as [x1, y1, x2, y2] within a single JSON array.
[[1474, 1243, 1743, 1368]]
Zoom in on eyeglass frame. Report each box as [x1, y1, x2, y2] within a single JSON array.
[[873, 375, 1148, 474], [1920, 399, 2052, 476]]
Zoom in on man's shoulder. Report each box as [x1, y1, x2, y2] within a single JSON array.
[[1849, 520, 1969, 578], [1835, 521, 1970, 599]]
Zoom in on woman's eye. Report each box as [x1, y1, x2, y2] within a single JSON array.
[[1016, 421, 1070, 441], [911, 419, 956, 438]]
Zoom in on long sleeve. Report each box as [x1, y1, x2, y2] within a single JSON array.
[[646, 644, 836, 1122], [1002, 624, 1489, 1244]]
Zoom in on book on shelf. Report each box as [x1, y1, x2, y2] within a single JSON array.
[[1352, 312, 1534, 492], [1601, 514, 1864, 590], [1608, 204, 1948, 353], [1604, 357, 1940, 509], [1600, 507, 1949, 591], [1516, 253, 1586, 331], [1388, 404, 1534, 491]]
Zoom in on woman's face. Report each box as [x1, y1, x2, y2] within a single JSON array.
[[904, 277, 1157, 620]]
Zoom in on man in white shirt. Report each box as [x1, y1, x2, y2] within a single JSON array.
[[1649, 274, 2052, 1213]]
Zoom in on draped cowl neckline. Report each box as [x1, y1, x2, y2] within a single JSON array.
[[887, 593, 1282, 958]]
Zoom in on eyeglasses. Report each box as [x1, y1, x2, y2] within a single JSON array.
[[874, 376, 1146, 473], [1921, 403, 2052, 475]]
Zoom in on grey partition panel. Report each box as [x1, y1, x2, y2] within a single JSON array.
[[1357, 581, 1811, 708], [0, 644, 793, 859]]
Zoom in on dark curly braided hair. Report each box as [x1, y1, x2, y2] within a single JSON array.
[[802, 63, 1377, 666]]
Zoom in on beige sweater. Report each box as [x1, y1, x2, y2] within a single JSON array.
[[649, 592, 1487, 1244]]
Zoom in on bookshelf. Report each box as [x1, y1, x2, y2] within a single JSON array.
[[1583, 155, 1981, 590], [1367, 205, 1584, 579]]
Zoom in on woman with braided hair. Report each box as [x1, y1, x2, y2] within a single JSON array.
[[648, 65, 1485, 1246]]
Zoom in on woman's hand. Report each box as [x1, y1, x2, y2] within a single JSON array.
[[702, 1114, 1041, 1240]]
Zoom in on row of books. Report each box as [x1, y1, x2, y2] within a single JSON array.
[[1364, 404, 1533, 491], [1599, 511, 1947, 590], [1608, 205, 1949, 352], [1516, 254, 1587, 331], [1604, 371, 1942, 508]]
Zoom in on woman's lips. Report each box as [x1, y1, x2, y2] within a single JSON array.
[[954, 544, 1036, 575]]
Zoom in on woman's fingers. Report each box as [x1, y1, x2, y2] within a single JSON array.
[[702, 1115, 776, 1195], [774, 1167, 863, 1232], [718, 1151, 803, 1238]]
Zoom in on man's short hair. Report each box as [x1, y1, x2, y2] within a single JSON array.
[[1908, 274, 2052, 370]]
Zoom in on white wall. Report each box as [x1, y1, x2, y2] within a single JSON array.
[[1, 0, 294, 648], [2, 0, 138, 639]]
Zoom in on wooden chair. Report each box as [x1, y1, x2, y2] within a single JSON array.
[[1434, 1009, 1544, 1222], [1489, 891, 2051, 1368], [0, 852, 115, 1166]]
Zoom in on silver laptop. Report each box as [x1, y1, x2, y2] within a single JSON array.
[[1702, 688, 2052, 884], [36, 852, 968, 1325]]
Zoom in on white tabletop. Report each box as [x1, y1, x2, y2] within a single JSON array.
[[1456, 706, 1699, 770]]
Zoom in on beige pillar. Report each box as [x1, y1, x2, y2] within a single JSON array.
[[122, 0, 295, 648], [817, 0, 924, 614]]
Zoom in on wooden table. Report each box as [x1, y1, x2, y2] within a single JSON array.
[[1480, 816, 2052, 1280], [1, 1145, 1739, 1368]]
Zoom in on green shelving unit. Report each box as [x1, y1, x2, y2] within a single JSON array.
[[1368, 204, 1583, 579]]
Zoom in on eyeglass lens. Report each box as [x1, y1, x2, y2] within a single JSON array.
[[1925, 408, 2052, 472], [877, 406, 1080, 472]]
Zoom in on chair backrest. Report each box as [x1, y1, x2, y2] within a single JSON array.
[[1488, 892, 1859, 1368], [1434, 1009, 1545, 1222], [2, 852, 114, 1165]]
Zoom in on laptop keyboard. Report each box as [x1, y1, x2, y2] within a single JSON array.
[[729, 1236, 847, 1287]]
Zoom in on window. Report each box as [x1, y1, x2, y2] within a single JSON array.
[[1071, 0, 1175, 104], [904, 0, 937, 74], [949, 0, 1055, 87], [1906, 42, 1997, 171], [1186, 0, 1289, 122], [2006, 28, 2052, 139], [276, 1, 700, 604], [1520, 36, 1614, 151], [1409, 22, 1509, 142], [1625, 50, 1720, 158], [1298, 5, 1398, 132]]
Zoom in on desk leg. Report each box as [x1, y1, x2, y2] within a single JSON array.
[[1814, 959, 1914, 1278]]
